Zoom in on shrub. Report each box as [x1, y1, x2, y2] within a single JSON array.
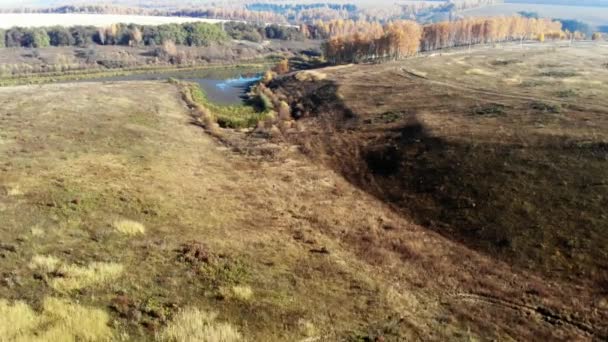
[[274, 59, 289, 74], [295, 70, 327, 82], [259, 93, 274, 112], [278, 101, 291, 120], [261, 70, 275, 84], [22, 28, 50, 48], [155, 40, 178, 60]]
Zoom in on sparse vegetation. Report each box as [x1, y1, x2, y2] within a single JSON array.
[[537, 70, 578, 78], [529, 101, 562, 113], [555, 89, 577, 98], [472, 103, 506, 116]]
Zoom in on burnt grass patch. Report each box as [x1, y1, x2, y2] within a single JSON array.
[[272, 76, 608, 289]]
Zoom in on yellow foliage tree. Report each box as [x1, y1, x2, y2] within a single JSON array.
[[274, 59, 289, 74]]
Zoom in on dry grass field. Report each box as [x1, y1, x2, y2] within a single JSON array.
[[269, 41, 608, 338], [0, 41, 607, 340]]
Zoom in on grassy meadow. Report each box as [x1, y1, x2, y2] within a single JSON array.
[[0, 41, 606, 340]]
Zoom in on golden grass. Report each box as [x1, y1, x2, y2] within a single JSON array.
[[29, 255, 61, 273], [112, 219, 146, 236], [0, 297, 113, 341], [231, 286, 253, 301], [28, 255, 124, 292], [0, 299, 40, 340], [157, 307, 242, 342], [30, 226, 45, 237], [51, 262, 124, 292], [7, 185, 23, 196], [295, 70, 327, 82]]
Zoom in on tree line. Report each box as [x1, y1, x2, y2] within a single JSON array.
[[0, 21, 305, 49], [322, 16, 566, 64], [1, 1, 502, 26]]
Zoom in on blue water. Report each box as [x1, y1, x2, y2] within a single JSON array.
[[198, 75, 261, 105]]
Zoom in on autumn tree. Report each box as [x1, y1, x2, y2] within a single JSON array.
[[129, 27, 142, 46], [592, 32, 603, 41], [324, 16, 564, 65], [274, 59, 289, 74]]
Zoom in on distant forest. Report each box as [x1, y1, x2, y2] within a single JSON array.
[[0, 22, 304, 49]]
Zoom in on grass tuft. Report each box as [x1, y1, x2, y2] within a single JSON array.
[[51, 262, 124, 292], [231, 285, 253, 300], [112, 219, 146, 235], [41, 297, 114, 341], [157, 307, 242, 342], [0, 297, 113, 341]]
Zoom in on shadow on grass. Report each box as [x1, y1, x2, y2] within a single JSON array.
[[279, 76, 608, 290]]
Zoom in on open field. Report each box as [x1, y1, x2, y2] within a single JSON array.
[[0, 13, 227, 29], [1, 41, 607, 340], [459, 3, 608, 28]]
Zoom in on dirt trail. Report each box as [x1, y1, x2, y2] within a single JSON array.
[[0, 81, 605, 340]]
